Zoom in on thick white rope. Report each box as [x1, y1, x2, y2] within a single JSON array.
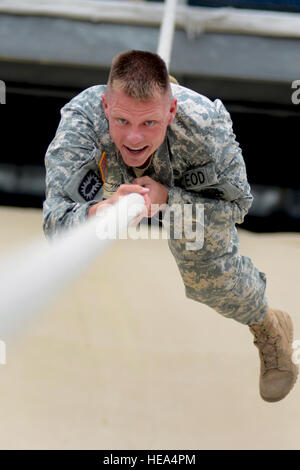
[[0, 193, 145, 340], [0, 0, 177, 341]]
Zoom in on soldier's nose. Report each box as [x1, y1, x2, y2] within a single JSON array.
[[127, 129, 144, 146]]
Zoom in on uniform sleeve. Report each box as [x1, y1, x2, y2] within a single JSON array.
[[167, 98, 253, 231], [43, 102, 104, 238]]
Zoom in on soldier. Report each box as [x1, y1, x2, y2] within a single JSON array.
[[43, 50, 298, 402]]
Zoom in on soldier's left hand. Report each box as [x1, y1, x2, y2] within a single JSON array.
[[132, 176, 168, 217]]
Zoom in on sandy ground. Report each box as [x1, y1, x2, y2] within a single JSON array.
[[0, 205, 299, 450]]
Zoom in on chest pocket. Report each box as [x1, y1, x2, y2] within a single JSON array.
[[64, 158, 104, 204]]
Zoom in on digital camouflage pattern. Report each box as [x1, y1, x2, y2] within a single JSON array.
[[43, 83, 268, 324]]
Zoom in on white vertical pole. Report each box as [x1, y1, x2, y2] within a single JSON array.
[[157, 0, 178, 69]]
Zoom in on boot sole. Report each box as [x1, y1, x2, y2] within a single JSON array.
[[261, 310, 299, 403]]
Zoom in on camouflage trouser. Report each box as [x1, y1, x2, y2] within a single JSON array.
[[167, 222, 268, 325]]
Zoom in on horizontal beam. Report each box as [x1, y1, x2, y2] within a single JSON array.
[[0, 0, 300, 38]]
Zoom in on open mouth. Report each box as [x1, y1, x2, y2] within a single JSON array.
[[124, 145, 148, 155]]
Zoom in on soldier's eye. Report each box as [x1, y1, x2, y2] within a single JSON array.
[[118, 119, 127, 125], [145, 121, 154, 127]]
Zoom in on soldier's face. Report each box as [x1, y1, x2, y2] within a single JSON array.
[[102, 87, 177, 167]]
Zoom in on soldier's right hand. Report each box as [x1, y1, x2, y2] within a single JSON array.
[[88, 184, 150, 218]]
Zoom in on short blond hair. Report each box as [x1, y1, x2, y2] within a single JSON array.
[[108, 50, 171, 100]]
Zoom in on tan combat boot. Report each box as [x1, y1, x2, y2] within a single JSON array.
[[249, 309, 298, 402]]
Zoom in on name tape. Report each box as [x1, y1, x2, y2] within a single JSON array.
[[182, 163, 218, 191]]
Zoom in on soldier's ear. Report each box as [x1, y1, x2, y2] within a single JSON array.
[[168, 98, 177, 125], [101, 93, 109, 120]]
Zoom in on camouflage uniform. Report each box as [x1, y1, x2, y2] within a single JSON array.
[[43, 84, 268, 325]]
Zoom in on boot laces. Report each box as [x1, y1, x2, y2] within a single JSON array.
[[250, 324, 280, 370]]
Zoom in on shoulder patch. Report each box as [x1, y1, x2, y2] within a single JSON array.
[[78, 170, 103, 201]]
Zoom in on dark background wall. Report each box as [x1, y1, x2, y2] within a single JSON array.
[[0, 6, 299, 233]]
